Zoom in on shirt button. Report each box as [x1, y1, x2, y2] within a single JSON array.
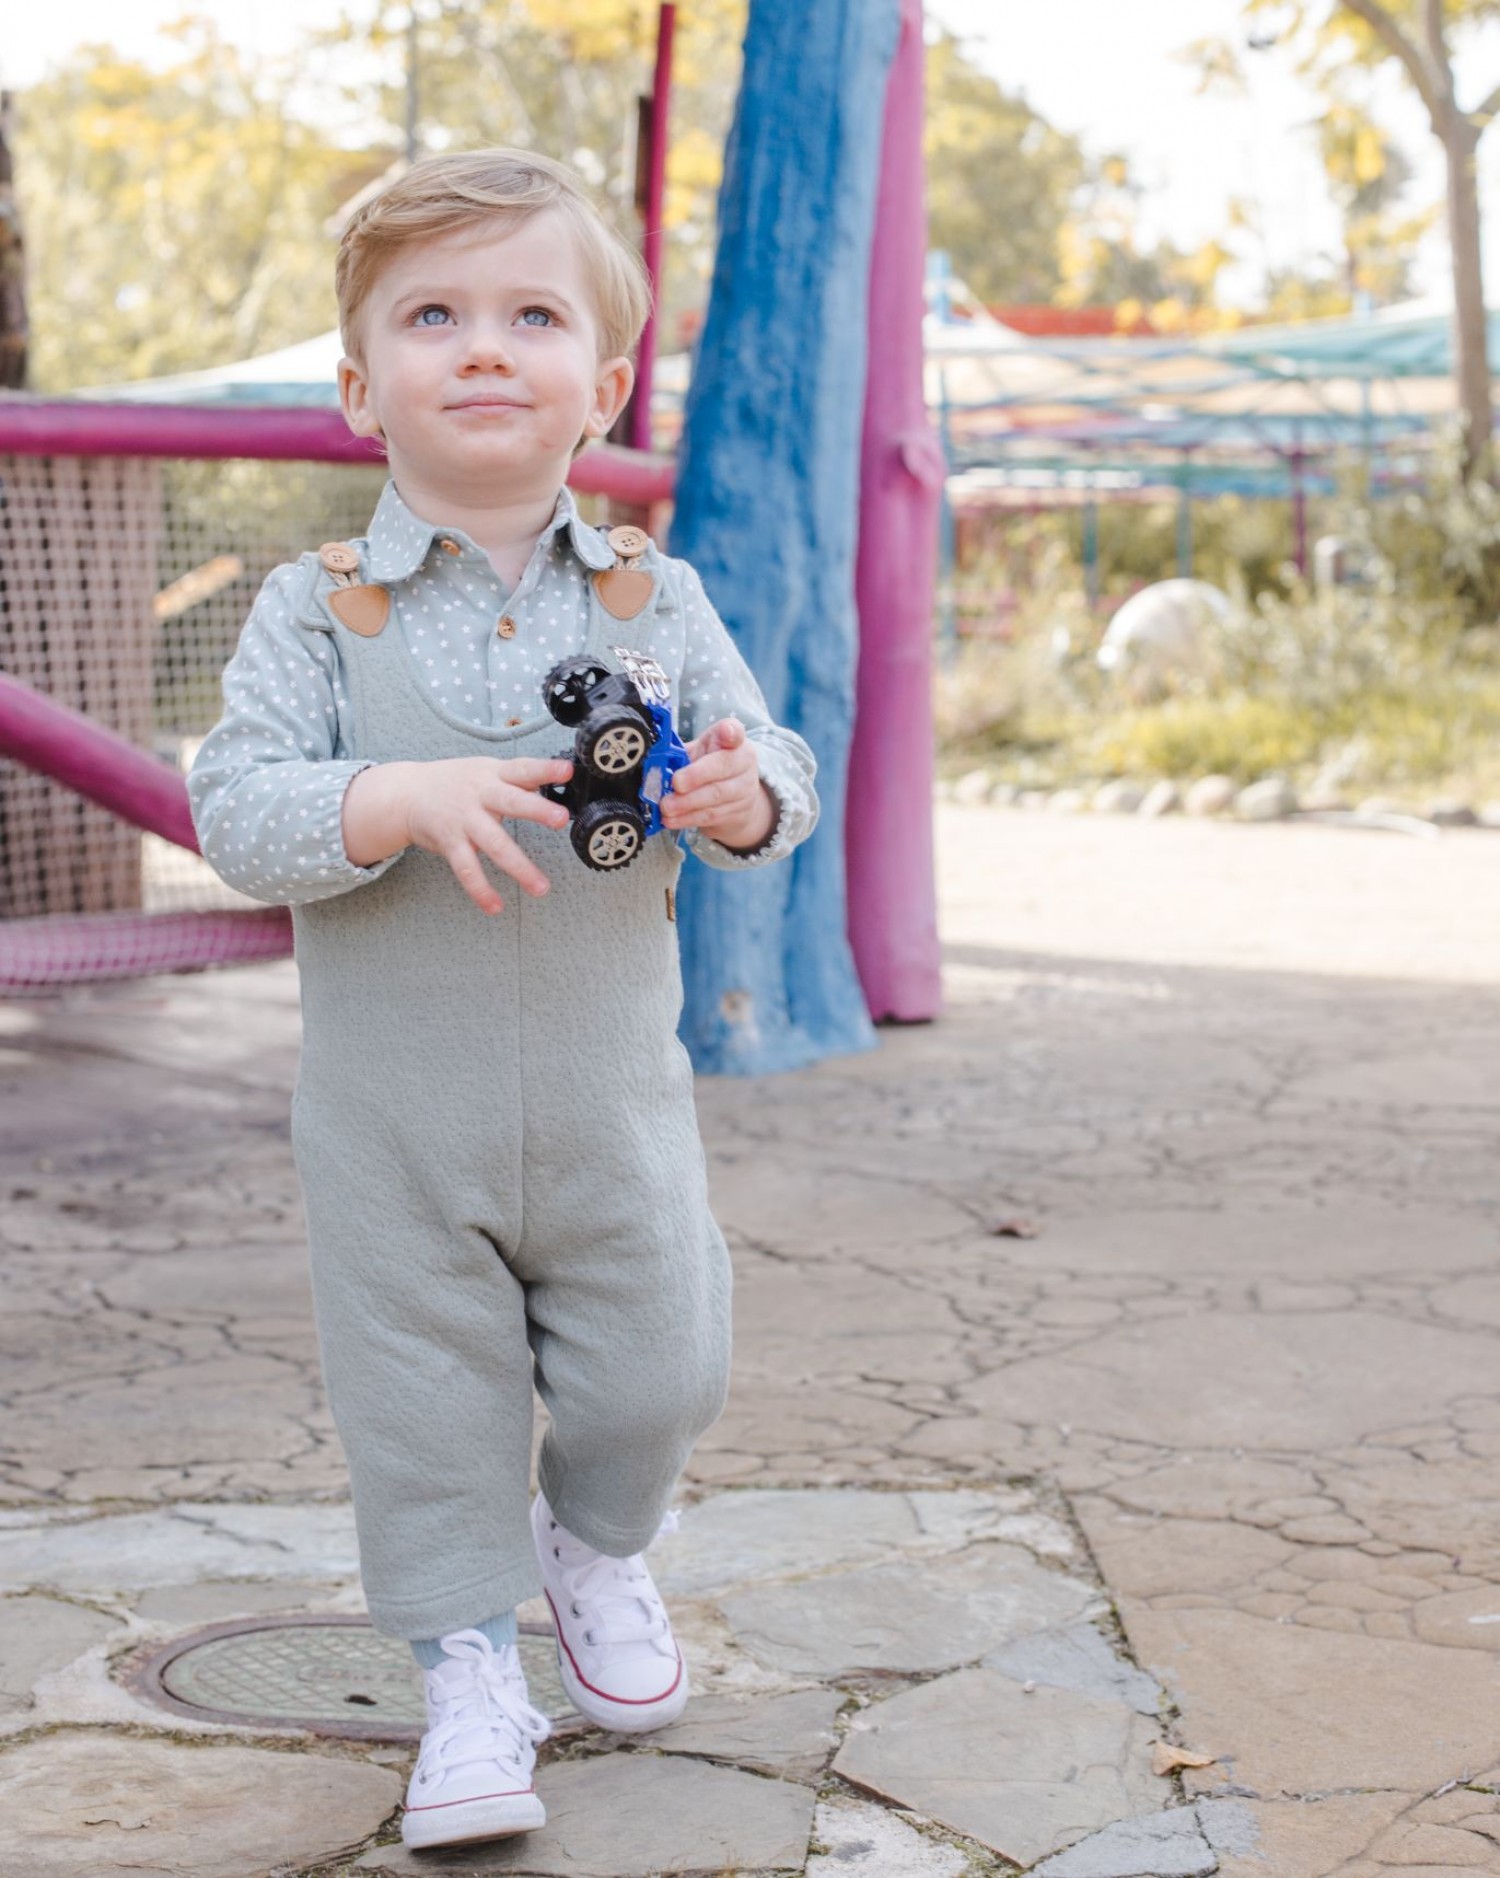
[[497, 614, 517, 638], [438, 537, 462, 556], [507, 715, 523, 726]]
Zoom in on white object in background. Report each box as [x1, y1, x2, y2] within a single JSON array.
[[1097, 579, 1230, 688]]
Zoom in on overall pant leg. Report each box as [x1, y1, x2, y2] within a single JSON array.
[[295, 1110, 543, 1639], [513, 1053, 733, 1558]]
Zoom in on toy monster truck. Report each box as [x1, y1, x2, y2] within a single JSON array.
[[540, 648, 690, 872]]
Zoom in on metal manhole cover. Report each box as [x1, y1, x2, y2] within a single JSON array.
[[129, 1616, 575, 1741]]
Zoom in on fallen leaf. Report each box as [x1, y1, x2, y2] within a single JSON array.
[[989, 1216, 1041, 1239], [1152, 1741, 1218, 1777]]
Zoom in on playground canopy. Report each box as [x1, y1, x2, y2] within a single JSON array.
[[926, 294, 1489, 508], [86, 292, 1487, 511]]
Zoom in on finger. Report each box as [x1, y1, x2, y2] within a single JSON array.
[[663, 779, 755, 824], [671, 747, 758, 795], [685, 716, 746, 761], [492, 758, 575, 791], [483, 785, 570, 829], [468, 819, 552, 898], [443, 838, 506, 915]]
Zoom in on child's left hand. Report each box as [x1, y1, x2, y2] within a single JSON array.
[[661, 717, 777, 853]]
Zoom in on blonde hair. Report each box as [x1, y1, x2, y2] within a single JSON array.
[[335, 148, 652, 364]]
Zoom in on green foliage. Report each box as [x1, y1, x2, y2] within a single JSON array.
[[12, 2, 751, 391], [1056, 161, 1238, 323], [934, 633, 1083, 757], [1371, 445, 1500, 618], [923, 29, 1084, 304], [18, 2, 1072, 391], [1086, 695, 1332, 782], [16, 20, 368, 390], [11, 2, 1299, 398], [317, 0, 749, 355], [922, 30, 1237, 315], [940, 453, 1500, 799], [1067, 496, 1298, 604], [1082, 675, 1500, 793]]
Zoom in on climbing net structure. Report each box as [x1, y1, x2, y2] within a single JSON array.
[[0, 405, 664, 991]]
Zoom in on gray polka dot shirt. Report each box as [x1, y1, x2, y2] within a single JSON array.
[[188, 480, 819, 905]]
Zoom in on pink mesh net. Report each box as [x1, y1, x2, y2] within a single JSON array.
[[0, 450, 385, 989]]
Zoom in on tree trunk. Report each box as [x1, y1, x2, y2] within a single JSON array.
[[669, 0, 901, 1072], [0, 92, 27, 390], [1441, 111, 1492, 481]]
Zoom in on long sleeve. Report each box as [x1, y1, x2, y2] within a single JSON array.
[[187, 562, 403, 906], [666, 560, 819, 870]]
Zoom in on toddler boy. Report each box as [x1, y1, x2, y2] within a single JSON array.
[[188, 147, 816, 1850]]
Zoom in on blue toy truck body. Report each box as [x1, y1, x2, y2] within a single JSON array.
[[540, 653, 690, 872]]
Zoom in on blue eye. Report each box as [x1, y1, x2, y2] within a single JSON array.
[[413, 305, 452, 326], [519, 307, 555, 327]]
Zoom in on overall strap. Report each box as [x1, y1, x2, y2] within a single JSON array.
[[315, 541, 390, 637], [584, 525, 673, 667], [288, 539, 388, 639]]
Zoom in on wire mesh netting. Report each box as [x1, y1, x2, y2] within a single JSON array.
[[0, 453, 394, 984]]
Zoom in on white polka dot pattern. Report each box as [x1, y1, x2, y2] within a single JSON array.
[[187, 481, 818, 903]]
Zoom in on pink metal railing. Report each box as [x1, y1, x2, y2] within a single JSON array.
[[0, 400, 675, 501]]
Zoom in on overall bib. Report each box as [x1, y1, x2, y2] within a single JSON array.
[[288, 543, 733, 1640]]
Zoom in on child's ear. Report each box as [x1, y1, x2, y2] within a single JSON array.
[[584, 355, 635, 440], [339, 356, 383, 440]]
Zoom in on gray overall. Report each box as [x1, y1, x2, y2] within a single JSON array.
[[287, 543, 733, 1641]]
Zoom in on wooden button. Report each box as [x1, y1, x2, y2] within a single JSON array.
[[438, 537, 462, 556], [606, 524, 650, 559], [507, 715, 523, 726], [318, 542, 359, 575], [497, 614, 517, 639]]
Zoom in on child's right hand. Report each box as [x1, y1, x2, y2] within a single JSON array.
[[345, 757, 573, 914]]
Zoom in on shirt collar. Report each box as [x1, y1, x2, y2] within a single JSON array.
[[364, 478, 617, 583]]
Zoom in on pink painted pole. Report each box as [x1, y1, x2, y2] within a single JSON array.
[[0, 670, 199, 850], [845, 0, 943, 1021], [0, 399, 381, 462], [630, 3, 676, 453]]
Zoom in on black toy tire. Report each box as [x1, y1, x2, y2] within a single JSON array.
[[576, 705, 651, 778], [572, 800, 646, 872], [543, 656, 612, 727]]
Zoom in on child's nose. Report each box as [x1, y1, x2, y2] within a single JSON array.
[[460, 326, 517, 371]]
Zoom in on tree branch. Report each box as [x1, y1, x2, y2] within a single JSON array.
[[1422, 0, 1457, 109], [1471, 80, 1500, 136], [1338, 0, 1443, 125]]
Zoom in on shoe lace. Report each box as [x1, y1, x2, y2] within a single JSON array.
[[415, 1631, 551, 1786], [552, 1508, 679, 1652]]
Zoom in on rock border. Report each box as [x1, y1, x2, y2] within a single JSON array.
[[941, 769, 1498, 832]]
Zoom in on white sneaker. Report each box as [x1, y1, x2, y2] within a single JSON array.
[[532, 1492, 689, 1733], [400, 1630, 550, 1850]]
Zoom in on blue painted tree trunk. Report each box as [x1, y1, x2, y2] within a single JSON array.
[[670, 0, 900, 1075]]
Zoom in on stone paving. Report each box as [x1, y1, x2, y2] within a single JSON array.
[[3, 806, 1500, 1874]]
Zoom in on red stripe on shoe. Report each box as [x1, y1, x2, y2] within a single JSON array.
[[544, 1588, 684, 1707]]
